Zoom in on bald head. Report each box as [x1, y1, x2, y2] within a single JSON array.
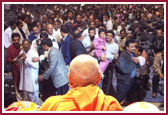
[[68, 55, 101, 88], [47, 24, 53, 35]]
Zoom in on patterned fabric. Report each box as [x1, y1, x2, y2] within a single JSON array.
[[5, 101, 40, 111]]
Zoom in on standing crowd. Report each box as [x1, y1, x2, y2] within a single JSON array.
[[4, 4, 164, 109]]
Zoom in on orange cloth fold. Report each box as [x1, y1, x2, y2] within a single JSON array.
[[39, 85, 123, 111]]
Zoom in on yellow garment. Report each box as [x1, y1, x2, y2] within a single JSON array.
[[39, 85, 123, 111]]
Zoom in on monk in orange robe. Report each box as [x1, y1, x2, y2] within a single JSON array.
[[39, 54, 123, 111]]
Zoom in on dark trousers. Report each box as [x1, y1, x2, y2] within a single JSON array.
[[152, 74, 160, 93], [57, 83, 69, 95], [102, 62, 115, 96], [114, 78, 135, 103], [41, 78, 56, 101]]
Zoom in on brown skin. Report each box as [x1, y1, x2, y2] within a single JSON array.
[[68, 54, 102, 88]]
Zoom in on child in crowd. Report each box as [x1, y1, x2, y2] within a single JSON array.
[[93, 29, 109, 74]]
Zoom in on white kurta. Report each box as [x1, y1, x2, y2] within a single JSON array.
[[18, 49, 39, 101]]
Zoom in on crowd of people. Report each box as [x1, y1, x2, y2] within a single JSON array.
[[4, 4, 164, 110]]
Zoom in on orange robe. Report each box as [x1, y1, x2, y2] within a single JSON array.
[[39, 84, 123, 111]]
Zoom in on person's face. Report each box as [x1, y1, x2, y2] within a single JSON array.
[[23, 41, 31, 52], [43, 16, 47, 22], [134, 48, 140, 56], [84, 15, 88, 21], [126, 43, 137, 53], [120, 31, 126, 38], [106, 33, 113, 42], [42, 44, 48, 51], [54, 22, 60, 30], [89, 30, 95, 37], [121, 23, 125, 28], [89, 22, 96, 28], [99, 32, 106, 38], [12, 36, 20, 48], [42, 23, 46, 29], [76, 15, 82, 23], [89, 15, 94, 22], [47, 25, 53, 35], [18, 23, 23, 29], [68, 12, 73, 19], [32, 26, 39, 35], [11, 24, 16, 30], [48, 19, 53, 24], [104, 16, 109, 22], [157, 30, 163, 38], [36, 22, 41, 29], [95, 19, 101, 26]]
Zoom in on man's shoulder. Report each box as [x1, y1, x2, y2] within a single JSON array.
[[4, 27, 11, 33]]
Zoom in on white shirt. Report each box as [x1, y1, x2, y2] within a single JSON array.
[[106, 20, 113, 30], [48, 34, 59, 49], [18, 49, 39, 92], [138, 56, 146, 66], [82, 28, 99, 39], [53, 28, 62, 42], [82, 36, 97, 52], [105, 40, 119, 62], [22, 21, 30, 38], [4, 27, 12, 48]]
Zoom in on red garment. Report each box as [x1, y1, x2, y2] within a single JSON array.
[[39, 85, 123, 111], [7, 44, 21, 89]]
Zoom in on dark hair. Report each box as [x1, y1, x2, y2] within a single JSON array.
[[73, 31, 82, 39], [55, 19, 61, 24], [31, 24, 38, 29], [9, 20, 16, 26], [120, 29, 126, 34], [89, 21, 95, 26], [88, 27, 95, 32], [98, 29, 106, 35], [125, 39, 136, 47], [62, 13, 68, 21], [97, 23, 105, 29], [67, 10, 73, 14], [41, 38, 53, 47], [48, 17, 54, 22], [136, 45, 143, 55], [72, 25, 79, 32], [20, 14, 28, 21], [104, 12, 110, 18], [16, 20, 22, 26], [11, 33, 20, 40], [106, 30, 115, 37], [40, 32, 48, 39], [22, 39, 31, 45], [60, 25, 69, 33], [41, 28, 47, 32]]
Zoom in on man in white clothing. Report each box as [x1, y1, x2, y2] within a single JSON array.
[[17, 39, 39, 103], [4, 20, 16, 49], [102, 30, 119, 96], [20, 14, 30, 38], [104, 13, 113, 31], [47, 24, 59, 49]]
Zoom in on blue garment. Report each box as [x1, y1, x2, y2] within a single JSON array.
[[61, 34, 72, 65], [28, 33, 38, 42], [130, 53, 137, 78]]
